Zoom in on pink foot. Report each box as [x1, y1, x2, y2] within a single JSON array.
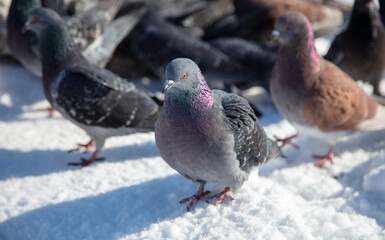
[[37, 106, 58, 117], [313, 145, 335, 167], [68, 149, 105, 167], [68, 140, 95, 153], [180, 182, 211, 211], [208, 187, 233, 205], [274, 134, 299, 149]]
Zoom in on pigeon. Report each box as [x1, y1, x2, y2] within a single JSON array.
[[270, 11, 385, 166], [324, 0, 385, 96], [7, 0, 141, 77], [112, 9, 258, 90], [0, 0, 11, 57], [210, 37, 278, 91], [380, 0, 385, 25], [155, 58, 281, 210], [23, 7, 162, 167], [165, 0, 234, 38], [204, 0, 343, 41]]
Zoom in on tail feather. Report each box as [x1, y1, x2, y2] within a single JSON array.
[[83, 8, 146, 68], [267, 138, 283, 161], [357, 105, 385, 131]]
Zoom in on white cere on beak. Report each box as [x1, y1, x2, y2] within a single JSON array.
[[163, 80, 175, 93], [269, 29, 280, 41]]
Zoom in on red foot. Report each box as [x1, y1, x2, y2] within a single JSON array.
[[274, 134, 299, 149], [68, 140, 95, 153], [314, 145, 335, 167], [68, 149, 105, 167], [208, 187, 233, 205], [180, 182, 211, 211], [37, 106, 58, 117]]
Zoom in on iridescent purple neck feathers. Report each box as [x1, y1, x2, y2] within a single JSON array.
[[305, 20, 320, 71], [191, 69, 214, 111]]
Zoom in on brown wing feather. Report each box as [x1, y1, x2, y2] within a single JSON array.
[[303, 60, 378, 132]]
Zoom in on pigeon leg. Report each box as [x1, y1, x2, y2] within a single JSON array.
[[68, 140, 95, 153], [180, 182, 211, 211], [37, 106, 58, 117], [68, 149, 105, 167], [274, 134, 299, 149], [313, 145, 335, 167], [208, 187, 233, 206]]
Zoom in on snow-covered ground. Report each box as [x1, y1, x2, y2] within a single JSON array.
[[1, 40, 385, 239]]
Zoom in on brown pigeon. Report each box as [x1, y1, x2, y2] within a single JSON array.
[[270, 11, 385, 166]]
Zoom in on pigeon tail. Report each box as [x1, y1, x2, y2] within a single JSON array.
[[82, 8, 146, 68], [357, 105, 385, 131], [267, 138, 283, 161]]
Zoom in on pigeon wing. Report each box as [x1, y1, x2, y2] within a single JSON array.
[[214, 90, 280, 172], [54, 64, 159, 129]]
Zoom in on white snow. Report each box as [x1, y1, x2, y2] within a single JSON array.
[[1, 37, 385, 240]]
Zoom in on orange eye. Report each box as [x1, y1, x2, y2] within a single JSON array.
[[286, 25, 291, 30], [181, 73, 187, 79], [33, 17, 39, 23]]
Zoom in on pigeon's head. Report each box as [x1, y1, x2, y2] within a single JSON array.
[[163, 58, 202, 93], [22, 7, 65, 38], [353, 0, 377, 15], [270, 11, 312, 45]]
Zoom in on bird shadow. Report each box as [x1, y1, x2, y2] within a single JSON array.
[[0, 62, 46, 121], [0, 141, 160, 181], [335, 152, 385, 227], [259, 129, 385, 176], [0, 174, 190, 240]]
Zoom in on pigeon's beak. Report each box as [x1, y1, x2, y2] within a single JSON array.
[[163, 80, 174, 93], [21, 21, 31, 34], [268, 30, 280, 41]]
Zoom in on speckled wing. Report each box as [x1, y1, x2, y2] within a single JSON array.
[[213, 90, 280, 172], [54, 63, 160, 129], [65, 9, 107, 51]]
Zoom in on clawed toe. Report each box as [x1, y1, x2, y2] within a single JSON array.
[[274, 134, 299, 149], [313, 145, 335, 167], [180, 190, 211, 211], [37, 106, 58, 117], [68, 140, 95, 153], [180, 184, 233, 211], [68, 150, 103, 167], [208, 187, 233, 206]]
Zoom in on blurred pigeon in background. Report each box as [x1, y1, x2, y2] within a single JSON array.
[[155, 58, 281, 210], [7, 0, 141, 77], [112, 8, 259, 91], [0, 0, 11, 57], [324, 0, 385, 96], [204, 0, 344, 41], [270, 11, 385, 167], [210, 37, 278, 91], [23, 7, 162, 167]]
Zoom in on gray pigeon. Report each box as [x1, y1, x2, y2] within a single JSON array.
[[155, 58, 281, 210], [23, 7, 162, 167], [7, 0, 141, 77]]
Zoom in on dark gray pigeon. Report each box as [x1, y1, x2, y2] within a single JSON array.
[[210, 37, 278, 91], [7, 0, 141, 77], [324, 0, 385, 96], [380, 0, 385, 24], [204, 0, 343, 41], [113, 9, 258, 90], [155, 58, 281, 211], [23, 7, 162, 167]]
